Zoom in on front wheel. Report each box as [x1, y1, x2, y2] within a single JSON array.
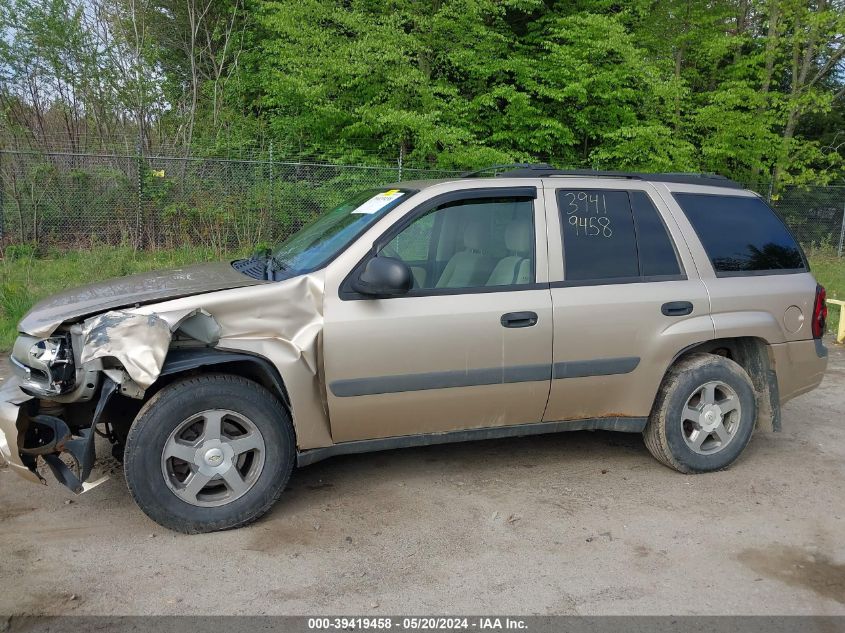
[[124, 374, 295, 533], [644, 353, 757, 473]]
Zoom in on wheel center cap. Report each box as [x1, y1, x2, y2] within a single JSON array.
[[192, 440, 235, 476], [700, 404, 723, 432], [204, 448, 224, 467]]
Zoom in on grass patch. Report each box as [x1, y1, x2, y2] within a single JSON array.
[[0, 246, 230, 351]]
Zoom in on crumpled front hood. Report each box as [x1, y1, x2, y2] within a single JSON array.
[[18, 261, 267, 338]]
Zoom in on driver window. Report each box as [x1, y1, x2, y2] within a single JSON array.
[[379, 196, 535, 291]]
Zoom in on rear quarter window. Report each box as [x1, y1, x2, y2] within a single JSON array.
[[673, 193, 806, 276]]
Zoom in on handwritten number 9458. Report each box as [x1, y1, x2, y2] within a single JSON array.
[[569, 214, 612, 238]]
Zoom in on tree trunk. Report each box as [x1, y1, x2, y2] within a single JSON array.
[[773, 1, 823, 193], [733, 0, 749, 64], [674, 45, 684, 125], [751, 0, 779, 186]]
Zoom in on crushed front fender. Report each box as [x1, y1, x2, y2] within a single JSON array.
[[79, 310, 174, 389]]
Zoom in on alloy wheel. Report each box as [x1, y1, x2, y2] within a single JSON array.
[[680, 381, 742, 455], [160, 409, 266, 507]]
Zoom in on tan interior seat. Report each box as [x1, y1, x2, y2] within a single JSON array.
[[435, 219, 494, 288], [486, 220, 532, 286]]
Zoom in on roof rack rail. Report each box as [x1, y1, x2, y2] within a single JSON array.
[[464, 163, 745, 189], [459, 163, 538, 177]]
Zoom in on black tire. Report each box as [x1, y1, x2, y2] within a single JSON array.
[[644, 353, 757, 473], [124, 373, 295, 533]]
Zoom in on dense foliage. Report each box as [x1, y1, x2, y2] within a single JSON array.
[[1, 0, 844, 190]]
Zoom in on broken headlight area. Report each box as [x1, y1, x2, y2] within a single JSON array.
[[11, 334, 76, 397]]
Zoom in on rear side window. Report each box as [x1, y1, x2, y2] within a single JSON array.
[[558, 190, 682, 283], [630, 191, 682, 277], [673, 193, 806, 276]]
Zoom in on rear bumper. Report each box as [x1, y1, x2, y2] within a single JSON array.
[[771, 339, 828, 404], [0, 376, 42, 484]]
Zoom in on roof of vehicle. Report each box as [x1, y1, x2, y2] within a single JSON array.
[[387, 165, 746, 192]]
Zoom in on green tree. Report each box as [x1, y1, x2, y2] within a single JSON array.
[[1, 0, 844, 187]]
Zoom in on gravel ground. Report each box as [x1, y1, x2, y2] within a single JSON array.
[[0, 342, 843, 616]]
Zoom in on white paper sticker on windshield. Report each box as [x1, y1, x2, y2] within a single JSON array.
[[351, 189, 404, 214]]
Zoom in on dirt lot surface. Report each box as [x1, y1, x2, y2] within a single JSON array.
[[1, 342, 844, 616]]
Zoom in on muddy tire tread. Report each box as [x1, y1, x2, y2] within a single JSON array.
[[643, 353, 756, 474], [124, 373, 295, 534]]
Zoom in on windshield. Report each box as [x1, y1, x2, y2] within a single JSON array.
[[271, 188, 413, 276]]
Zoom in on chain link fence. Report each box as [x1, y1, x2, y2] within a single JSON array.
[[0, 149, 458, 253], [1, 148, 844, 256], [774, 185, 845, 256]]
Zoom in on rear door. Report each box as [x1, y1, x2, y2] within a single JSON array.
[[322, 183, 554, 443], [543, 181, 713, 425]]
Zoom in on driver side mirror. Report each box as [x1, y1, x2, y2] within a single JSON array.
[[352, 256, 413, 297]]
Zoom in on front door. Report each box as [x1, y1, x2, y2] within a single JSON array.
[[322, 186, 553, 443]]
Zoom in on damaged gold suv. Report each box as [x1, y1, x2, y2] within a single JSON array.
[[1, 166, 829, 533]]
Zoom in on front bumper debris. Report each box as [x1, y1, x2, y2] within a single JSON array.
[[0, 376, 41, 483], [0, 375, 117, 492]]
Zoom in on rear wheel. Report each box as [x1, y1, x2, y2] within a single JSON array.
[[644, 353, 757, 473], [124, 374, 294, 533]]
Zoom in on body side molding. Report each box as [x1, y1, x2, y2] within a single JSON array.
[[329, 356, 641, 398], [552, 357, 640, 379], [330, 364, 551, 397]]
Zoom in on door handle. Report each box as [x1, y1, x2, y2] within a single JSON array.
[[501, 311, 539, 328], [661, 301, 694, 317]]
